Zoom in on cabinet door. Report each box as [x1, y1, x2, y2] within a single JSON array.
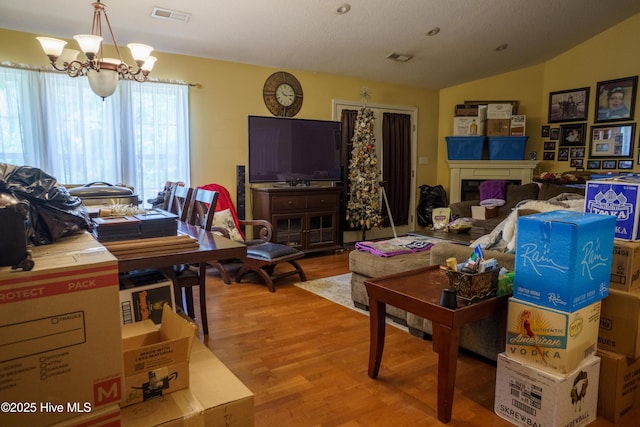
[[272, 213, 304, 249], [306, 211, 338, 251]]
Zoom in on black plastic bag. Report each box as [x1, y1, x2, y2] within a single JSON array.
[[417, 184, 448, 227], [0, 163, 93, 245]]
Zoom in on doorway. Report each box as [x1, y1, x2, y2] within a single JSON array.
[[333, 100, 418, 244]]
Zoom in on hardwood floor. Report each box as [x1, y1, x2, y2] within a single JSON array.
[[195, 249, 639, 426]]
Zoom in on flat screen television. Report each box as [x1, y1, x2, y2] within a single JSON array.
[[248, 115, 342, 184]]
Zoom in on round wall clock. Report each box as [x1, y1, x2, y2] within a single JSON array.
[[263, 71, 304, 117]]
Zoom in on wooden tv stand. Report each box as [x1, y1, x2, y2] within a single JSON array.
[[251, 186, 343, 253]]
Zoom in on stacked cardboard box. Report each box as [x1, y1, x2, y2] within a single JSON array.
[[453, 104, 487, 136], [495, 211, 616, 426], [584, 176, 640, 421], [0, 232, 124, 427]]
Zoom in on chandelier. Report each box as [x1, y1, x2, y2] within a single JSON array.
[[37, 0, 156, 99]]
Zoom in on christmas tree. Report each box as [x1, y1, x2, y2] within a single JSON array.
[[346, 107, 383, 240]]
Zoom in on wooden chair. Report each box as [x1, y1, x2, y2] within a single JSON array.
[[166, 184, 193, 221], [176, 187, 220, 335]]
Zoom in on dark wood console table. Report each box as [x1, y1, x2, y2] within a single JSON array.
[[364, 265, 509, 423], [251, 186, 343, 253]]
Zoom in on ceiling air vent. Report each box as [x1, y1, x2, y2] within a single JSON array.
[[386, 52, 413, 62], [151, 7, 191, 23]]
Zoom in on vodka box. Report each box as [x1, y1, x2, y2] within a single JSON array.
[[585, 177, 640, 240], [514, 210, 615, 312], [598, 288, 640, 358], [495, 353, 600, 427], [505, 297, 600, 375]]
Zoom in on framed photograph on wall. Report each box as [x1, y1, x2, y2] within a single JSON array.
[[558, 148, 569, 161], [570, 158, 584, 168], [550, 128, 559, 140], [587, 160, 601, 169], [544, 141, 556, 151], [559, 123, 587, 146], [570, 147, 585, 158], [594, 76, 638, 123], [589, 123, 635, 157], [541, 125, 550, 137], [543, 152, 555, 161], [602, 159, 617, 169], [548, 87, 590, 123], [619, 160, 633, 169]]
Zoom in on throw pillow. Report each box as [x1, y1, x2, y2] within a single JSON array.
[[212, 208, 244, 242]]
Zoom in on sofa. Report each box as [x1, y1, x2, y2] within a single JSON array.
[[350, 242, 517, 361], [450, 182, 585, 232]]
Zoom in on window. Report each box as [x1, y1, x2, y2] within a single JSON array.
[[0, 66, 190, 205]]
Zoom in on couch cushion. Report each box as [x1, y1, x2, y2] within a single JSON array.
[[501, 183, 540, 211], [349, 249, 431, 278], [538, 182, 585, 200]]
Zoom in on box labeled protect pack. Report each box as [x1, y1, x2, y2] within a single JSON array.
[[610, 239, 640, 291], [0, 232, 123, 427], [119, 270, 174, 325], [495, 353, 600, 427], [585, 178, 640, 240], [514, 210, 615, 312], [505, 297, 600, 375], [598, 288, 640, 358], [596, 349, 640, 423], [120, 306, 196, 407]]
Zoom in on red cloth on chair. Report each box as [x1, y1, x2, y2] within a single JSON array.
[[198, 183, 245, 240]]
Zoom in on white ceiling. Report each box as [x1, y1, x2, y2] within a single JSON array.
[[2, 0, 640, 89]]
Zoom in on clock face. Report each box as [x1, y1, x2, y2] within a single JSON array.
[[263, 72, 303, 117]]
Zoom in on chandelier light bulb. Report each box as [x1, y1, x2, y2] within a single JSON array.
[[141, 56, 157, 72], [73, 34, 103, 56], [127, 43, 154, 65]]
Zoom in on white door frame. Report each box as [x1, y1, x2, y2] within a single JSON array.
[[333, 99, 418, 243]]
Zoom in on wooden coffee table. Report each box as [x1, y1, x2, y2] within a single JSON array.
[[364, 265, 509, 423]]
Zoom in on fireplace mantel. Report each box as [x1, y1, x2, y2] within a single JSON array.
[[448, 160, 539, 203]]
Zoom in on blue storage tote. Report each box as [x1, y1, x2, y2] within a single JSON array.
[[488, 136, 528, 160], [445, 136, 485, 160]]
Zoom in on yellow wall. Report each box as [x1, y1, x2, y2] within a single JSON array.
[[0, 28, 439, 212], [438, 13, 640, 195], [4, 11, 640, 211]]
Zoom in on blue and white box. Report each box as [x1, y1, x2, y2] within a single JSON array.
[[514, 210, 615, 312], [585, 177, 640, 240]]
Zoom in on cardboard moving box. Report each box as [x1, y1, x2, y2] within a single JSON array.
[[120, 338, 254, 426], [471, 205, 498, 220], [596, 349, 640, 423], [599, 288, 640, 358], [120, 306, 197, 407], [495, 353, 600, 427], [610, 239, 640, 292], [0, 232, 123, 427]]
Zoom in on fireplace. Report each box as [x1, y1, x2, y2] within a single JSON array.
[[448, 160, 539, 203]]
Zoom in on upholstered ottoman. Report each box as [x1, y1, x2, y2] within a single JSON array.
[[350, 249, 431, 323]]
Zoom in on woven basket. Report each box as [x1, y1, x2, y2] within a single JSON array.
[[445, 268, 499, 300]]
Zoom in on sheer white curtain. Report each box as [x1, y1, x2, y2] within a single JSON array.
[[0, 67, 44, 166], [40, 72, 122, 184], [120, 80, 190, 204], [0, 66, 190, 206]]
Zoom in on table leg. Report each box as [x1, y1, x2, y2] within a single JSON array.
[[367, 298, 386, 378], [435, 322, 461, 424]]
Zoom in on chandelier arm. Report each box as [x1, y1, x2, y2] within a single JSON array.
[[67, 60, 90, 77], [100, 6, 125, 63]]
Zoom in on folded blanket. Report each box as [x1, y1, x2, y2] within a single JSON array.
[[355, 236, 434, 257], [479, 180, 507, 203]]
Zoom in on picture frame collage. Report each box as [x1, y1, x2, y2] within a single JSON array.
[[542, 75, 638, 171]]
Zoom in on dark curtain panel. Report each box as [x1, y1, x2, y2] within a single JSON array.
[[382, 112, 411, 226], [341, 109, 358, 230]]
